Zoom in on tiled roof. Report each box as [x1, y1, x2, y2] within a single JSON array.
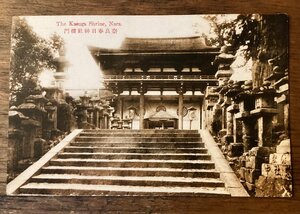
[[119, 37, 216, 52], [90, 37, 219, 53]]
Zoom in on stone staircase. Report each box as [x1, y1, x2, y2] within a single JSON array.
[[18, 129, 231, 196]]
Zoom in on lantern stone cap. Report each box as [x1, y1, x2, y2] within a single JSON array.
[[215, 69, 233, 79], [17, 103, 47, 113], [250, 108, 278, 116], [235, 111, 251, 120], [90, 97, 100, 101], [10, 106, 18, 110], [26, 95, 48, 103], [242, 85, 252, 90], [18, 102, 36, 109], [225, 88, 241, 97], [80, 95, 91, 99], [42, 86, 60, 91], [253, 88, 278, 96], [244, 80, 253, 86], [9, 110, 28, 119]]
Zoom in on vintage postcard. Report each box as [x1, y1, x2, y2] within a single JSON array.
[[7, 14, 290, 197]]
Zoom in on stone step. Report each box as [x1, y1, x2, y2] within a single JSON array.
[[41, 166, 220, 178], [70, 142, 205, 148], [30, 174, 225, 187], [49, 159, 215, 169], [79, 133, 201, 138], [19, 183, 230, 196], [63, 146, 208, 154], [82, 129, 199, 134], [75, 136, 201, 142], [11, 128, 233, 197], [57, 152, 211, 160]]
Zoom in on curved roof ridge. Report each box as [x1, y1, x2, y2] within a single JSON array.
[[88, 36, 220, 54]]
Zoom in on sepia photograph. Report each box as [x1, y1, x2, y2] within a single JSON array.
[[6, 14, 290, 197]]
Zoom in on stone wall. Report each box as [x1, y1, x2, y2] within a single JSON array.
[[255, 139, 292, 197]]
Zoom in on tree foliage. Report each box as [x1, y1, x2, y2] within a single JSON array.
[[204, 14, 288, 87], [203, 15, 237, 48], [10, 17, 63, 106], [204, 14, 288, 59]]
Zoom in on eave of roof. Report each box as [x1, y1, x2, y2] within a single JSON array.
[[89, 36, 220, 54]]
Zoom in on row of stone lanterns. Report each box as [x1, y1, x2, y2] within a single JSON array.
[[205, 45, 291, 196]]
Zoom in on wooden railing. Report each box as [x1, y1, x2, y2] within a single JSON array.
[[103, 75, 216, 81]]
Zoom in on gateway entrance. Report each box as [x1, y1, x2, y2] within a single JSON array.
[[89, 36, 219, 130], [145, 109, 178, 129], [146, 120, 177, 129]]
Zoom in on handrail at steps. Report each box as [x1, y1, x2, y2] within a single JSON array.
[[7, 129, 83, 195], [199, 129, 249, 197]]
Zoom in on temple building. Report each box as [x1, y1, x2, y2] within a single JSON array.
[[7, 35, 291, 197], [89, 36, 220, 130]]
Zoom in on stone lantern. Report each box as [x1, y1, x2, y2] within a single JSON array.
[[128, 105, 138, 129], [74, 93, 91, 129], [204, 86, 219, 132], [210, 46, 236, 137], [53, 46, 68, 89], [45, 101, 57, 130], [17, 97, 47, 139], [234, 80, 256, 153], [187, 106, 197, 130], [80, 92, 91, 107], [8, 108, 27, 177], [89, 97, 101, 128], [100, 100, 114, 129], [250, 85, 278, 147], [225, 81, 243, 145], [214, 45, 235, 86]]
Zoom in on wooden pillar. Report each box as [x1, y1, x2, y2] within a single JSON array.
[[178, 92, 184, 130], [104, 114, 108, 129], [95, 111, 99, 128], [119, 97, 123, 119], [199, 100, 203, 129], [139, 92, 145, 129]]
